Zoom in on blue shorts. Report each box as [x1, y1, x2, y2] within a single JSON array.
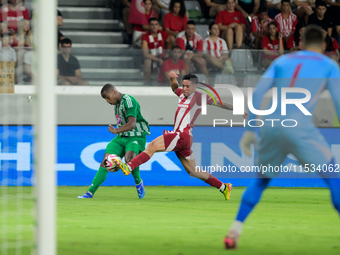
[[257, 124, 333, 177]]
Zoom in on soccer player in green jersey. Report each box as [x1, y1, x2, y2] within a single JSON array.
[[78, 84, 150, 199]]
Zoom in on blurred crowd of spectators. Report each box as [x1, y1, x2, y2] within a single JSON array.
[[0, 0, 89, 85], [119, 0, 340, 84], [1, 0, 339, 86]]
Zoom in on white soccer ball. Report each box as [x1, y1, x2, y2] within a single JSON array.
[[105, 154, 121, 172]]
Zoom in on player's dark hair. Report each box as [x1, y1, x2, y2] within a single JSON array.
[[148, 17, 159, 24], [257, 5, 267, 14], [294, 21, 306, 48], [143, 0, 151, 3], [183, 73, 198, 84], [171, 45, 181, 50], [315, 0, 327, 8], [209, 22, 218, 31], [101, 83, 114, 95], [303, 25, 323, 47], [281, 0, 290, 4], [186, 20, 196, 27], [61, 38, 72, 46], [169, 0, 186, 18]]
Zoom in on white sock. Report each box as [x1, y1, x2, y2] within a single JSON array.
[[219, 183, 226, 192], [128, 164, 132, 172], [230, 220, 243, 235]]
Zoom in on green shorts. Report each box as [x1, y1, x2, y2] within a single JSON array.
[[105, 135, 146, 158]]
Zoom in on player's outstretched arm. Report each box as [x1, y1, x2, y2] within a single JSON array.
[[214, 101, 233, 110], [212, 101, 248, 118], [169, 71, 179, 93], [108, 116, 136, 135]]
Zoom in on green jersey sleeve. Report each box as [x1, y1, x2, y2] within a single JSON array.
[[124, 95, 137, 118]]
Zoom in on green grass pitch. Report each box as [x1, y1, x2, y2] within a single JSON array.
[[1, 186, 340, 255]]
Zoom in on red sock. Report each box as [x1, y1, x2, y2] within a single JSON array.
[[128, 152, 150, 170], [205, 174, 223, 189]]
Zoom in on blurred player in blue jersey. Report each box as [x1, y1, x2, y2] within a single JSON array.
[[224, 25, 340, 249]]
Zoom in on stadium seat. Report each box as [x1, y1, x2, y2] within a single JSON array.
[[243, 73, 262, 87], [195, 25, 209, 39], [214, 74, 238, 87], [230, 50, 258, 72], [184, 1, 202, 12], [193, 73, 209, 84]]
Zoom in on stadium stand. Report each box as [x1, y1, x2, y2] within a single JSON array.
[[184, 0, 202, 12], [58, 0, 144, 86], [193, 73, 209, 83], [195, 24, 209, 39], [230, 49, 257, 71], [243, 73, 261, 87], [1, 0, 340, 86], [214, 73, 237, 86]]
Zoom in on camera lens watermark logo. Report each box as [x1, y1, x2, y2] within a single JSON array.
[[198, 83, 312, 127]]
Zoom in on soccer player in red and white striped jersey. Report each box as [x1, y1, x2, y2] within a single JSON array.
[[203, 23, 234, 73], [251, 6, 272, 49], [114, 73, 248, 200], [274, 0, 298, 43]]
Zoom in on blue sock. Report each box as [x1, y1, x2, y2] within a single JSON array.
[[318, 159, 340, 215], [236, 177, 271, 222]]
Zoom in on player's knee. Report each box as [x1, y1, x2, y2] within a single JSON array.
[[217, 5, 225, 12], [169, 35, 176, 43], [79, 80, 89, 85], [100, 159, 106, 168], [146, 140, 157, 152], [200, 58, 207, 66], [227, 28, 234, 36], [57, 79, 69, 85], [125, 153, 136, 163], [144, 59, 152, 66]]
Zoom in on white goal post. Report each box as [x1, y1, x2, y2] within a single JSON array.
[[33, 0, 57, 254]]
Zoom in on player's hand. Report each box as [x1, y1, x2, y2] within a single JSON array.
[[168, 71, 178, 80], [158, 59, 164, 65], [108, 124, 117, 134], [278, 33, 283, 40], [186, 53, 195, 60], [68, 77, 78, 85], [243, 111, 248, 119], [228, 23, 237, 29], [240, 131, 257, 157]]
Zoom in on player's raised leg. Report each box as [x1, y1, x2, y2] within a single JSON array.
[[114, 135, 166, 175], [224, 176, 271, 249], [178, 156, 232, 200]]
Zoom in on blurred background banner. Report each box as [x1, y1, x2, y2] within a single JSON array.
[[1, 125, 340, 187]]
